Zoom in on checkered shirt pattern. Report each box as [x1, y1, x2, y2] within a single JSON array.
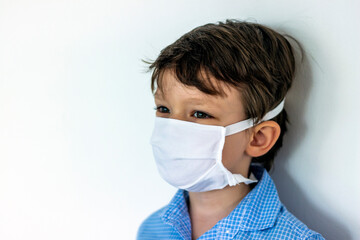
[[137, 164, 325, 239]]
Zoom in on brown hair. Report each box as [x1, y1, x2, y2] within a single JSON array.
[[145, 19, 301, 172]]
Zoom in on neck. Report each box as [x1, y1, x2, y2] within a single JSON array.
[[188, 183, 252, 239], [188, 183, 251, 217]]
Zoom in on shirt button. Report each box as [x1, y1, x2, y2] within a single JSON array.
[[226, 230, 230, 234]]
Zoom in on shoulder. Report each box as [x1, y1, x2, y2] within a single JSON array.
[[233, 204, 325, 240], [270, 205, 325, 240], [243, 166, 325, 239], [136, 206, 177, 240]]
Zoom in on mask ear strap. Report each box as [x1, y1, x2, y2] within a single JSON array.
[[262, 98, 285, 121], [225, 98, 286, 136], [225, 119, 254, 136]]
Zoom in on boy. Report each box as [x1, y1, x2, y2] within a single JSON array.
[[137, 19, 324, 239]]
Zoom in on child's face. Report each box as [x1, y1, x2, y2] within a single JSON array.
[[153, 69, 253, 175]]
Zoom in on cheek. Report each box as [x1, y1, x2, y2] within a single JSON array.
[[221, 132, 250, 172]]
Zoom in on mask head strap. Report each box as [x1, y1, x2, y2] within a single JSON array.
[[225, 98, 285, 136]]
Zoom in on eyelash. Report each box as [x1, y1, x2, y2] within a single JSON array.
[[153, 106, 214, 119]]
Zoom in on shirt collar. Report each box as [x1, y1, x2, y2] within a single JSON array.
[[160, 188, 191, 239], [160, 165, 282, 239], [221, 164, 282, 234]]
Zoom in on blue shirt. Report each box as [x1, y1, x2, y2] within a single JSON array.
[[137, 165, 325, 239]]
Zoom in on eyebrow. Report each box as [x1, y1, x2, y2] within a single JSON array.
[[184, 97, 208, 104], [155, 94, 210, 106]]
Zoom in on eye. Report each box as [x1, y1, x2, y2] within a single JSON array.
[[193, 111, 213, 119], [154, 106, 170, 113]]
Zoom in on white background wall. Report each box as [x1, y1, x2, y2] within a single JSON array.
[[0, 0, 359, 239]]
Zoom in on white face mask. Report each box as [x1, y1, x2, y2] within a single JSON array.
[[149, 99, 285, 192]]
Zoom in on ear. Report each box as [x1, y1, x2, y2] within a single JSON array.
[[245, 121, 281, 157]]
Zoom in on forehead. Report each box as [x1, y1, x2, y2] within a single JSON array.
[[154, 69, 244, 110], [156, 69, 235, 95]]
